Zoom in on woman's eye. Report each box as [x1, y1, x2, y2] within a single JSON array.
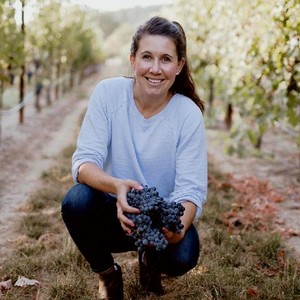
[[162, 56, 171, 62], [142, 55, 151, 60]]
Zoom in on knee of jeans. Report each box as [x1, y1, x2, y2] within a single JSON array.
[[61, 184, 94, 216], [165, 253, 199, 277]]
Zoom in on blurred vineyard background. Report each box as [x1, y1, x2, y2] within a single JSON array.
[[0, 0, 299, 154], [0, 1, 299, 299]]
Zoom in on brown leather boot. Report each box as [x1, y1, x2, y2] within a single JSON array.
[[98, 263, 123, 300], [139, 251, 164, 295]]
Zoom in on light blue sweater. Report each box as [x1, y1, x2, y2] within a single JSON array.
[[72, 77, 207, 218]]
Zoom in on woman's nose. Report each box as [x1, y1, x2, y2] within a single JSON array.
[[150, 60, 161, 74]]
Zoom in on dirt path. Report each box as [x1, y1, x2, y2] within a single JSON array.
[[207, 129, 300, 259], [0, 72, 100, 260], [0, 65, 299, 263]]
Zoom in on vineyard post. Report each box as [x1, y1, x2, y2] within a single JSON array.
[[19, 0, 25, 124], [0, 81, 2, 144]]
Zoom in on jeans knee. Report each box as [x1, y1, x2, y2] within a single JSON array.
[[161, 225, 200, 277], [164, 252, 199, 277], [61, 184, 96, 217]]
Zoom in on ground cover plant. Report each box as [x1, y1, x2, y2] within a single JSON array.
[[0, 146, 299, 300]]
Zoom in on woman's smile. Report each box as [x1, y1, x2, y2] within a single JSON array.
[[145, 77, 164, 84], [130, 34, 184, 102]]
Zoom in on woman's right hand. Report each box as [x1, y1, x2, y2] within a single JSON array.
[[78, 163, 143, 233], [115, 179, 143, 234]]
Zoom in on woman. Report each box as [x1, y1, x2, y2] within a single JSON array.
[[61, 16, 207, 300]]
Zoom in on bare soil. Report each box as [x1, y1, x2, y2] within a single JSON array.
[[207, 128, 300, 259], [0, 67, 299, 264], [0, 72, 98, 261]]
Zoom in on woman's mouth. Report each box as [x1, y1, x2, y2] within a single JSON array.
[[146, 77, 164, 84]]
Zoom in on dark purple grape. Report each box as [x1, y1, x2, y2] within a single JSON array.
[[125, 185, 185, 251]]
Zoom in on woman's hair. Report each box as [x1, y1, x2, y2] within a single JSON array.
[[130, 16, 205, 112]]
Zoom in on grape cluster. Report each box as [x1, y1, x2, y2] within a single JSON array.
[[126, 185, 185, 251]]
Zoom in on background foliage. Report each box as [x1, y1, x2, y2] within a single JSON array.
[[0, 0, 299, 152], [174, 0, 299, 153]]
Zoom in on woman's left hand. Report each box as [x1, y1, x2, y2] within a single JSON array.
[[161, 227, 185, 244], [161, 201, 197, 244]]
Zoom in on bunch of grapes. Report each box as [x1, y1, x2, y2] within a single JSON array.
[[126, 185, 185, 251]]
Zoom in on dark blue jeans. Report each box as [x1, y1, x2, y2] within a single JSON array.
[[61, 183, 200, 275]]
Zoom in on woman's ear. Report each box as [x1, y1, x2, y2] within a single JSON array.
[[130, 54, 135, 69], [176, 58, 185, 75]]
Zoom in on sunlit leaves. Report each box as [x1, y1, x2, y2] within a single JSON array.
[[176, 0, 300, 151], [0, 0, 24, 81], [0, 0, 104, 79]]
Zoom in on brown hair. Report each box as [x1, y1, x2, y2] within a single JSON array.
[[130, 16, 205, 112]]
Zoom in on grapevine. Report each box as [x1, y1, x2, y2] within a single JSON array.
[[126, 185, 185, 251]]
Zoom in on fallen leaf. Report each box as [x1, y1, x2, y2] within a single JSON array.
[[14, 276, 40, 287], [277, 249, 286, 271], [246, 287, 258, 298], [275, 218, 285, 225], [219, 175, 283, 233], [0, 279, 12, 291]]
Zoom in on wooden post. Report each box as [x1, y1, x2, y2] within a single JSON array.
[[0, 80, 3, 144], [55, 62, 60, 100], [19, 0, 25, 124]]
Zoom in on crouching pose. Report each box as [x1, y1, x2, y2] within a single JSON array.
[[61, 16, 207, 300]]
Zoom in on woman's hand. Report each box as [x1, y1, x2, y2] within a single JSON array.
[[115, 179, 143, 234], [77, 163, 143, 233], [162, 227, 185, 244], [162, 201, 197, 244]]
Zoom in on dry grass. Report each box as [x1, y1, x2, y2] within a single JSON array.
[[1, 147, 300, 299]]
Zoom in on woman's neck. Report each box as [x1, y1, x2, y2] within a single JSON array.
[[133, 84, 172, 119], [134, 93, 172, 119]]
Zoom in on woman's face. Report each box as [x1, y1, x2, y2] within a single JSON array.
[[130, 34, 184, 100]]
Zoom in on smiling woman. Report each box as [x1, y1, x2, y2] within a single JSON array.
[[61, 16, 207, 300], [130, 34, 185, 118]]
